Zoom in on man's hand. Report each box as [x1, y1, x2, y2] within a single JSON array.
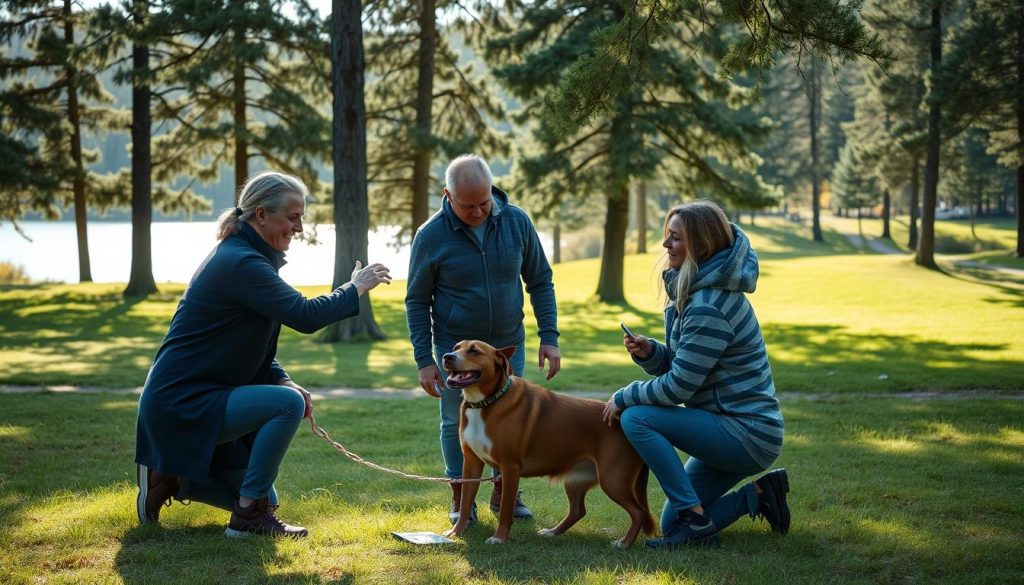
[[350, 260, 392, 296], [623, 334, 653, 360], [418, 364, 445, 398], [538, 344, 561, 381], [602, 396, 622, 427], [279, 378, 313, 419]]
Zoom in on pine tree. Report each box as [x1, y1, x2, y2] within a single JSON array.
[[943, 0, 1024, 256], [154, 0, 330, 193], [486, 2, 777, 302], [831, 142, 881, 234], [322, 0, 384, 341], [862, 0, 933, 251], [362, 2, 507, 240], [0, 0, 123, 282], [91, 0, 212, 297]]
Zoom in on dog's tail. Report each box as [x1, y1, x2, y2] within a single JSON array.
[[636, 464, 656, 535]]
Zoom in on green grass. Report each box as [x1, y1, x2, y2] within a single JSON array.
[[1, 392, 1022, 584], [1, 218, 1022, 392]]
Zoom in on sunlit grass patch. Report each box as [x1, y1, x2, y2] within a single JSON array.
[[2, 393, 1024, 583]]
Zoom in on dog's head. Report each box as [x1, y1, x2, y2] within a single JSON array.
[[441, 340, 516, 391]]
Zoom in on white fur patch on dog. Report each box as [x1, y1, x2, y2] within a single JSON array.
[[463, 408, 494, 463]]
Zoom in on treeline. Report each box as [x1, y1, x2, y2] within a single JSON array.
[[2, 1, 1021, 333]]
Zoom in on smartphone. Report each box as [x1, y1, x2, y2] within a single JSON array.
[[620, 322, 636, 338]]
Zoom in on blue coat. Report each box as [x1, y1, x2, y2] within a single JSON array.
[[405, 185, 559, 368], [135, 222, 360, 480]]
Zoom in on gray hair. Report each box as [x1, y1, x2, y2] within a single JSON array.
[[216, 171, 309, 241], [445, 154, 492, 198]]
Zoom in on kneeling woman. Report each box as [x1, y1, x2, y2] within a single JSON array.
[[135, 171, 391, 538], [603, 200, 789, 548]]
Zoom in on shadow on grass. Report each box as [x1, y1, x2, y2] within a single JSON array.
[[3, 395, 1024, 582], [114, 524, 355, 584]]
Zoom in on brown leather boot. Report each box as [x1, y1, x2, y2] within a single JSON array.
[[225, 497, 308, 538], [489, 478, 533, 519], [136, 463, 179, 524], [449, 482, 477, 526]]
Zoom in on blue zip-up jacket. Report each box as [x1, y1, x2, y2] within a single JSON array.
[[136, 222, 360, 480], [612, 224, 783, 468], [405, 185, 558, 368]]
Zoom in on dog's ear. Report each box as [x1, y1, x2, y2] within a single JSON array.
[[496, 346, 516, 377]]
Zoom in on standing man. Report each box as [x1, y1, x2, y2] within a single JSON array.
[[406, 154, 561, 525]]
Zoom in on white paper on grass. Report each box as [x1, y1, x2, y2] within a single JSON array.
[[391, 531, 456, 545]]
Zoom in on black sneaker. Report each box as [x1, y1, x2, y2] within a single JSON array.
[[645, 509, 718, 549], [754, 468, 790, 535]]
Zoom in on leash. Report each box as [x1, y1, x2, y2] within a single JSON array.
[[308, 414, 498, 484]]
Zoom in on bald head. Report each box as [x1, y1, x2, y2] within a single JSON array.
[[444, 154, 494, 227], [445, 154, 493, 198]]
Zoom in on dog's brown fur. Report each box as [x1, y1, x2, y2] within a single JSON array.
[[440, 340, 655, 547]]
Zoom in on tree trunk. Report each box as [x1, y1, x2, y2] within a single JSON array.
[[916, 7, 941, 270], [233, 20, 248, 196], [635, 180, 647, 253], [809, 58, 823, 243], [411, 0, 436, 232], [909, 157, 920, 250], [552, 220, 561, 264], [881, 190, 891, 239], [64, 0, 92, 282], [596, 183, 629, 302], [323, 0, 384, 342], [124, 1, 157, 297], [1016, 13, 1024, 257], [750, 209, 756, 226]]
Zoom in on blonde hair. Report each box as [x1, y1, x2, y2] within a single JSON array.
[[664, 200, 734, 312], [216, 171, 309, 241]]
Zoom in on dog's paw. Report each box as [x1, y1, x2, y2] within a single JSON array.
[[611, 538, 629, 549], [485, 536, 506, 545], [442, 528, 460, 539], [537, 528, 558, 538]]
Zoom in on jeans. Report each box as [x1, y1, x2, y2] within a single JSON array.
[[178, 384, 305, 510], [619, 405, 771, 534], [436, 342, 525, 479]]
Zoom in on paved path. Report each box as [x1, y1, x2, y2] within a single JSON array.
[[2, 384, 1022, 401], [824, 217, 1024, 280]]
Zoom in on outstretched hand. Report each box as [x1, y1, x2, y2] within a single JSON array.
[[350, 260, 392, 295]]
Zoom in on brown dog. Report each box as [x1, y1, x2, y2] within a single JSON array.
[[440, 340, 655, 547]]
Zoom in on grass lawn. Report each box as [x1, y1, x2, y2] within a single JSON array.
[[1, 392, 1022, 584], [1, 218, 1022, 393]]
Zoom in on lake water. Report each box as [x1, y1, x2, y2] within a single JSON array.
[[0, 221, 554, 285]]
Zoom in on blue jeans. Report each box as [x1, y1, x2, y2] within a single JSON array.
[[178, 385, 305, 510], [619, 405, 770, 534], [436, 342, 525, 479]]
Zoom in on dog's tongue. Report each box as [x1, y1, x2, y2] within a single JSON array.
[[446, 372, 478, 387]]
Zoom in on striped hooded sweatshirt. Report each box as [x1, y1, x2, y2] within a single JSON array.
[[612, 224, 784, 468]]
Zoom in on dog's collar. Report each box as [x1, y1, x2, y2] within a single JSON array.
[[465, 376, 513, 409]]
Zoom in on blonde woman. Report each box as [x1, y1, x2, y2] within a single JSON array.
[[135, 171, 391, 538], [602, 200, 788, 548]]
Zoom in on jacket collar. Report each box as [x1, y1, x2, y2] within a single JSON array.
[[238, 221, 287, 270], [442, 184, 509, 232]]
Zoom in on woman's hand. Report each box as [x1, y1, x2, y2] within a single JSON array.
[[623, 334, 653, 360], [350, 260, 392, 296], [602, 396, 623, 427], [280, 379, 313, 419]]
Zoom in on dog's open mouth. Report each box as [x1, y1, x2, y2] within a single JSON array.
[[446, 370, 482, 388]]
